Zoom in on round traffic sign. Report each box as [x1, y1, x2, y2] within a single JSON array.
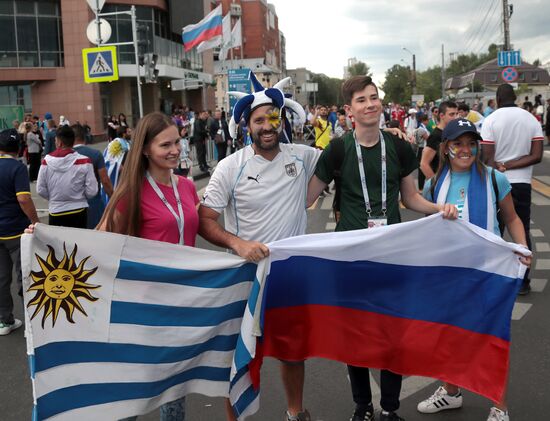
[[86, 19, 112, 45], [501, 67, 518, 83]]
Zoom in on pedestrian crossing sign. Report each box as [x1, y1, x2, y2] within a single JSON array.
[[82, 46, 118, 83]]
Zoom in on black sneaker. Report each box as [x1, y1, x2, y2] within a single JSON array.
[[350, 404, 375, 421], [379, 411, 404, 421], [518, 281, 531, 296]]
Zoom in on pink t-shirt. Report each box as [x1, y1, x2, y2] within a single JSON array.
[[139, 176, 199, 246]]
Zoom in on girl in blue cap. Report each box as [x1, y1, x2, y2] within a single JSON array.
[[417, 118, 531, 421]]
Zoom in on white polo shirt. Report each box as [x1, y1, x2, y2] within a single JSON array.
[[480, 106, 544, 184], [202, 143, 321, 243]]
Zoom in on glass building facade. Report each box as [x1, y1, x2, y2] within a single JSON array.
[[0, 0, 63, 67]]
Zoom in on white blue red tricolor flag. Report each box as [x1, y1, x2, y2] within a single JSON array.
[[21, 215, 527, 420], [181, 5, 223, 52]]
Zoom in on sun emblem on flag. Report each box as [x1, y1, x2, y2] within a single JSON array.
[[27, 244, 100, 328]]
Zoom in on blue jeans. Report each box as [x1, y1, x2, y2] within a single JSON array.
[[119, 397, 186, 421]]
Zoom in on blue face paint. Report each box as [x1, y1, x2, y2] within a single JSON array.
[[471, 146, 478, 156]]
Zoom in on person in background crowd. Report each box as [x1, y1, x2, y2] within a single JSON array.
[[457, 103, 484, 130], [481, 83, 543, 295], [102, 126, 132, 204], [484, 99, 496, 117], [26, 122, 42, 182], [192, 110, 209, 173], [72, 124, 113, 228], [328, 105, 338, 130], [59, 115, 70, 127], [107, 115, 119, 141], [209, 109, 231, 163], [37, 126, 97, 228], [414, 114, 430, 190], [0, 128, 39, 336], [420, 101, 458, 181], [545, 98, 550, 146], [427, 106, 439, 133], [42, 112, 53, 136], [98, 112, 199, 421], [310, 105, 333, 150], [174, 123, 193, 179], [334, 113, 352, 138], [118, 113, 128, 129], [404, 108, 418, 138], [43, 120, 57, 156]]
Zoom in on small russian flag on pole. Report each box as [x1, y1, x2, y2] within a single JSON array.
[[182, 5, 223, 52]]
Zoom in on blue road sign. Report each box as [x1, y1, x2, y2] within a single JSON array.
[[228, 68, 251, 115], [497, 50, 521, 67], [82, 46, 118, 83]]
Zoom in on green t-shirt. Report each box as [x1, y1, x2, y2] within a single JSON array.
[[315, 131, 417, 231]]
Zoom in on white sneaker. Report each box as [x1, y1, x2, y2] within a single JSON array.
[[487, 407, 509, 421], [0, 319, 23, 336], [417, 385, 463, 413]]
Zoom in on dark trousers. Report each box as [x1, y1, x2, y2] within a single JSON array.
[[417, 147, 426, 190], [216, 142, 227, 162], [49, 208, 88, 229], [195, 139, 207, 169], [0, 237, 22, 324], [348, 365, 402, 412], [499, 183, 532, 284], [28, 152, 41, 181]]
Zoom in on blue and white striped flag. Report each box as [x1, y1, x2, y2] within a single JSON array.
[[21, 224, 257, 421]]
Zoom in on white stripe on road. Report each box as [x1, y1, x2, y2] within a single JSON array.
[[320, 197, 333, 210], [531, 229, 545, 238], [531, 278, 548, 293], [535, 242, 550, 252], [532, 191, 550, 206], [535, 175, 550, 185], [512, 302, 532, 320], [325, 222, 336, 231], [535, 259, 550, 270]]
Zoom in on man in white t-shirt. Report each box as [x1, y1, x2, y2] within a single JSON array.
[[481, 83, 544, 295], [199, 74, 320, 421]]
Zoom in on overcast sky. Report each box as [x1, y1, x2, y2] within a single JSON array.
[[271, 0, 549, 85]]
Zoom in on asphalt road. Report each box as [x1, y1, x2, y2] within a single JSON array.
[[2, 145, 550, 421]]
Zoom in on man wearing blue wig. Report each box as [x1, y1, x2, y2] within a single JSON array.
[[199, 72, 318, 421]]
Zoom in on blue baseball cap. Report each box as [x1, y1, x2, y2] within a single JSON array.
[[45, 112, 53, 120], [442, 118, 482, 142]]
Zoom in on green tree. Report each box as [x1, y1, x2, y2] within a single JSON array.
[[533, 58, 541, 67], [381, 65, 412, 104], [310, 73, 344, 105], [348, 60, 372, 77]]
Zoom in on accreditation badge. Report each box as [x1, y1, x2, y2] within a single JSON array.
[[367, 217, 388, 229]]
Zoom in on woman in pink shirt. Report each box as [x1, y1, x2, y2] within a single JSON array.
[[98, 111, 199, 421]]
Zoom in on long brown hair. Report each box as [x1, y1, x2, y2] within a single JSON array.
[[98, 112, 176, 236], [432, 135, 486, 191]]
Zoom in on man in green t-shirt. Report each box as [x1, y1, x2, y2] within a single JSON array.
[[306, 76, 457, 421]]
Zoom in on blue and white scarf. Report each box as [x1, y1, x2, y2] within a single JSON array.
[[433, 165, 494, 231]]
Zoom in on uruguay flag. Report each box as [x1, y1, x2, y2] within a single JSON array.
[[182, 5, 223, 52], [230, 214, 528, 418], [21, 224, 256, 421]]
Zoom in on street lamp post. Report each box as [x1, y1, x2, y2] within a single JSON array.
[[402, 47, 417, 95]]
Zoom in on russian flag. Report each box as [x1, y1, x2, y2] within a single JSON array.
[[182, 5, 223, 52], [230, 214, 528, 418]]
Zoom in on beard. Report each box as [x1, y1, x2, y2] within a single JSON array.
[[251, 128, 280, 151]]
